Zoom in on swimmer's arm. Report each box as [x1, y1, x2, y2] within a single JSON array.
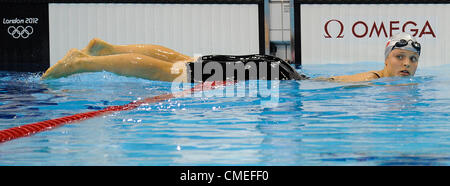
[[313, 72, 380, 82], [311, 76, 334, 81]]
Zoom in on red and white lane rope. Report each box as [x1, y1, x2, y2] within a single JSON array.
[[0, 81, 234, 143]]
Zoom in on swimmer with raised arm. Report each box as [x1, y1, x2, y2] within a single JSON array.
[[316, 32, 421, 82], [42, 32, 420, 82]]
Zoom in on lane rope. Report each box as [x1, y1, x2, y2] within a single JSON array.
[[0, 81, 234, 143]]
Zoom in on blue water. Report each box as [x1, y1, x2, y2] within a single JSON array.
[[1, 62, 450, 165]]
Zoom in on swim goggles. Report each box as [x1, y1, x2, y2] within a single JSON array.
[[391, 39, 421, 56]]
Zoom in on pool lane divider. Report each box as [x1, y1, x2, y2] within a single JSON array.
[[0, 81, 235, 143]]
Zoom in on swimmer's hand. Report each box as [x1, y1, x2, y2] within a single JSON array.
[[41, 49, 88, 80]]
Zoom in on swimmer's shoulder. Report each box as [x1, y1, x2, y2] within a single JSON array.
[[326, 71, 382, 82], [355, 71, 382, 81], [368, 71, 382, 79]]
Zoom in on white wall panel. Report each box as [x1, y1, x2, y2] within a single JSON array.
[[49, 3, 260, 65], [300, 4, 444, 67]]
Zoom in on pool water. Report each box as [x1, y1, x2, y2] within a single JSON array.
[[1, 62, 450, 165]]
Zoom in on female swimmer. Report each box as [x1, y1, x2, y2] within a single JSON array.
[[41, 32, 421, 82], [316, 32, 421, 82]]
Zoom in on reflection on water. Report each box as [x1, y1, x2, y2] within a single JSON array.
[[0, 71, 59, 126], [1, 63, 450, 165]]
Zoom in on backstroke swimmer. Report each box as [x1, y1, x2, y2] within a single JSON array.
[[41, 32, 421, 82]]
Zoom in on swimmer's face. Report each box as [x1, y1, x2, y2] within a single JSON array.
[[385, 49, 419, 77]]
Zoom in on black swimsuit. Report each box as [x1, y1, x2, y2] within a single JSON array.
[[186, 54, 309, 83]]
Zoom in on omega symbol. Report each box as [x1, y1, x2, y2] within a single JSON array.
[[324, 19, 344, 38]]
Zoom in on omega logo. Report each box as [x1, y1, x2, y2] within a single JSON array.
[[324, 19, 344, 38], [324, 19, 436, 38]]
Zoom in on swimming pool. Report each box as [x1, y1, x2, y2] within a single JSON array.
[[1, 62, 450, 165]]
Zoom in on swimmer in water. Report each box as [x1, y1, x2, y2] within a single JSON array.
[[42, 32, 420, 83], [315, 32, 421, 82]]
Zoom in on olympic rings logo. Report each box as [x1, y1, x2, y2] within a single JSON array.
[[7, 26, 34, 39]]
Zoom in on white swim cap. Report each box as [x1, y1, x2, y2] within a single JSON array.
[[384, 32, 421, 59]]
